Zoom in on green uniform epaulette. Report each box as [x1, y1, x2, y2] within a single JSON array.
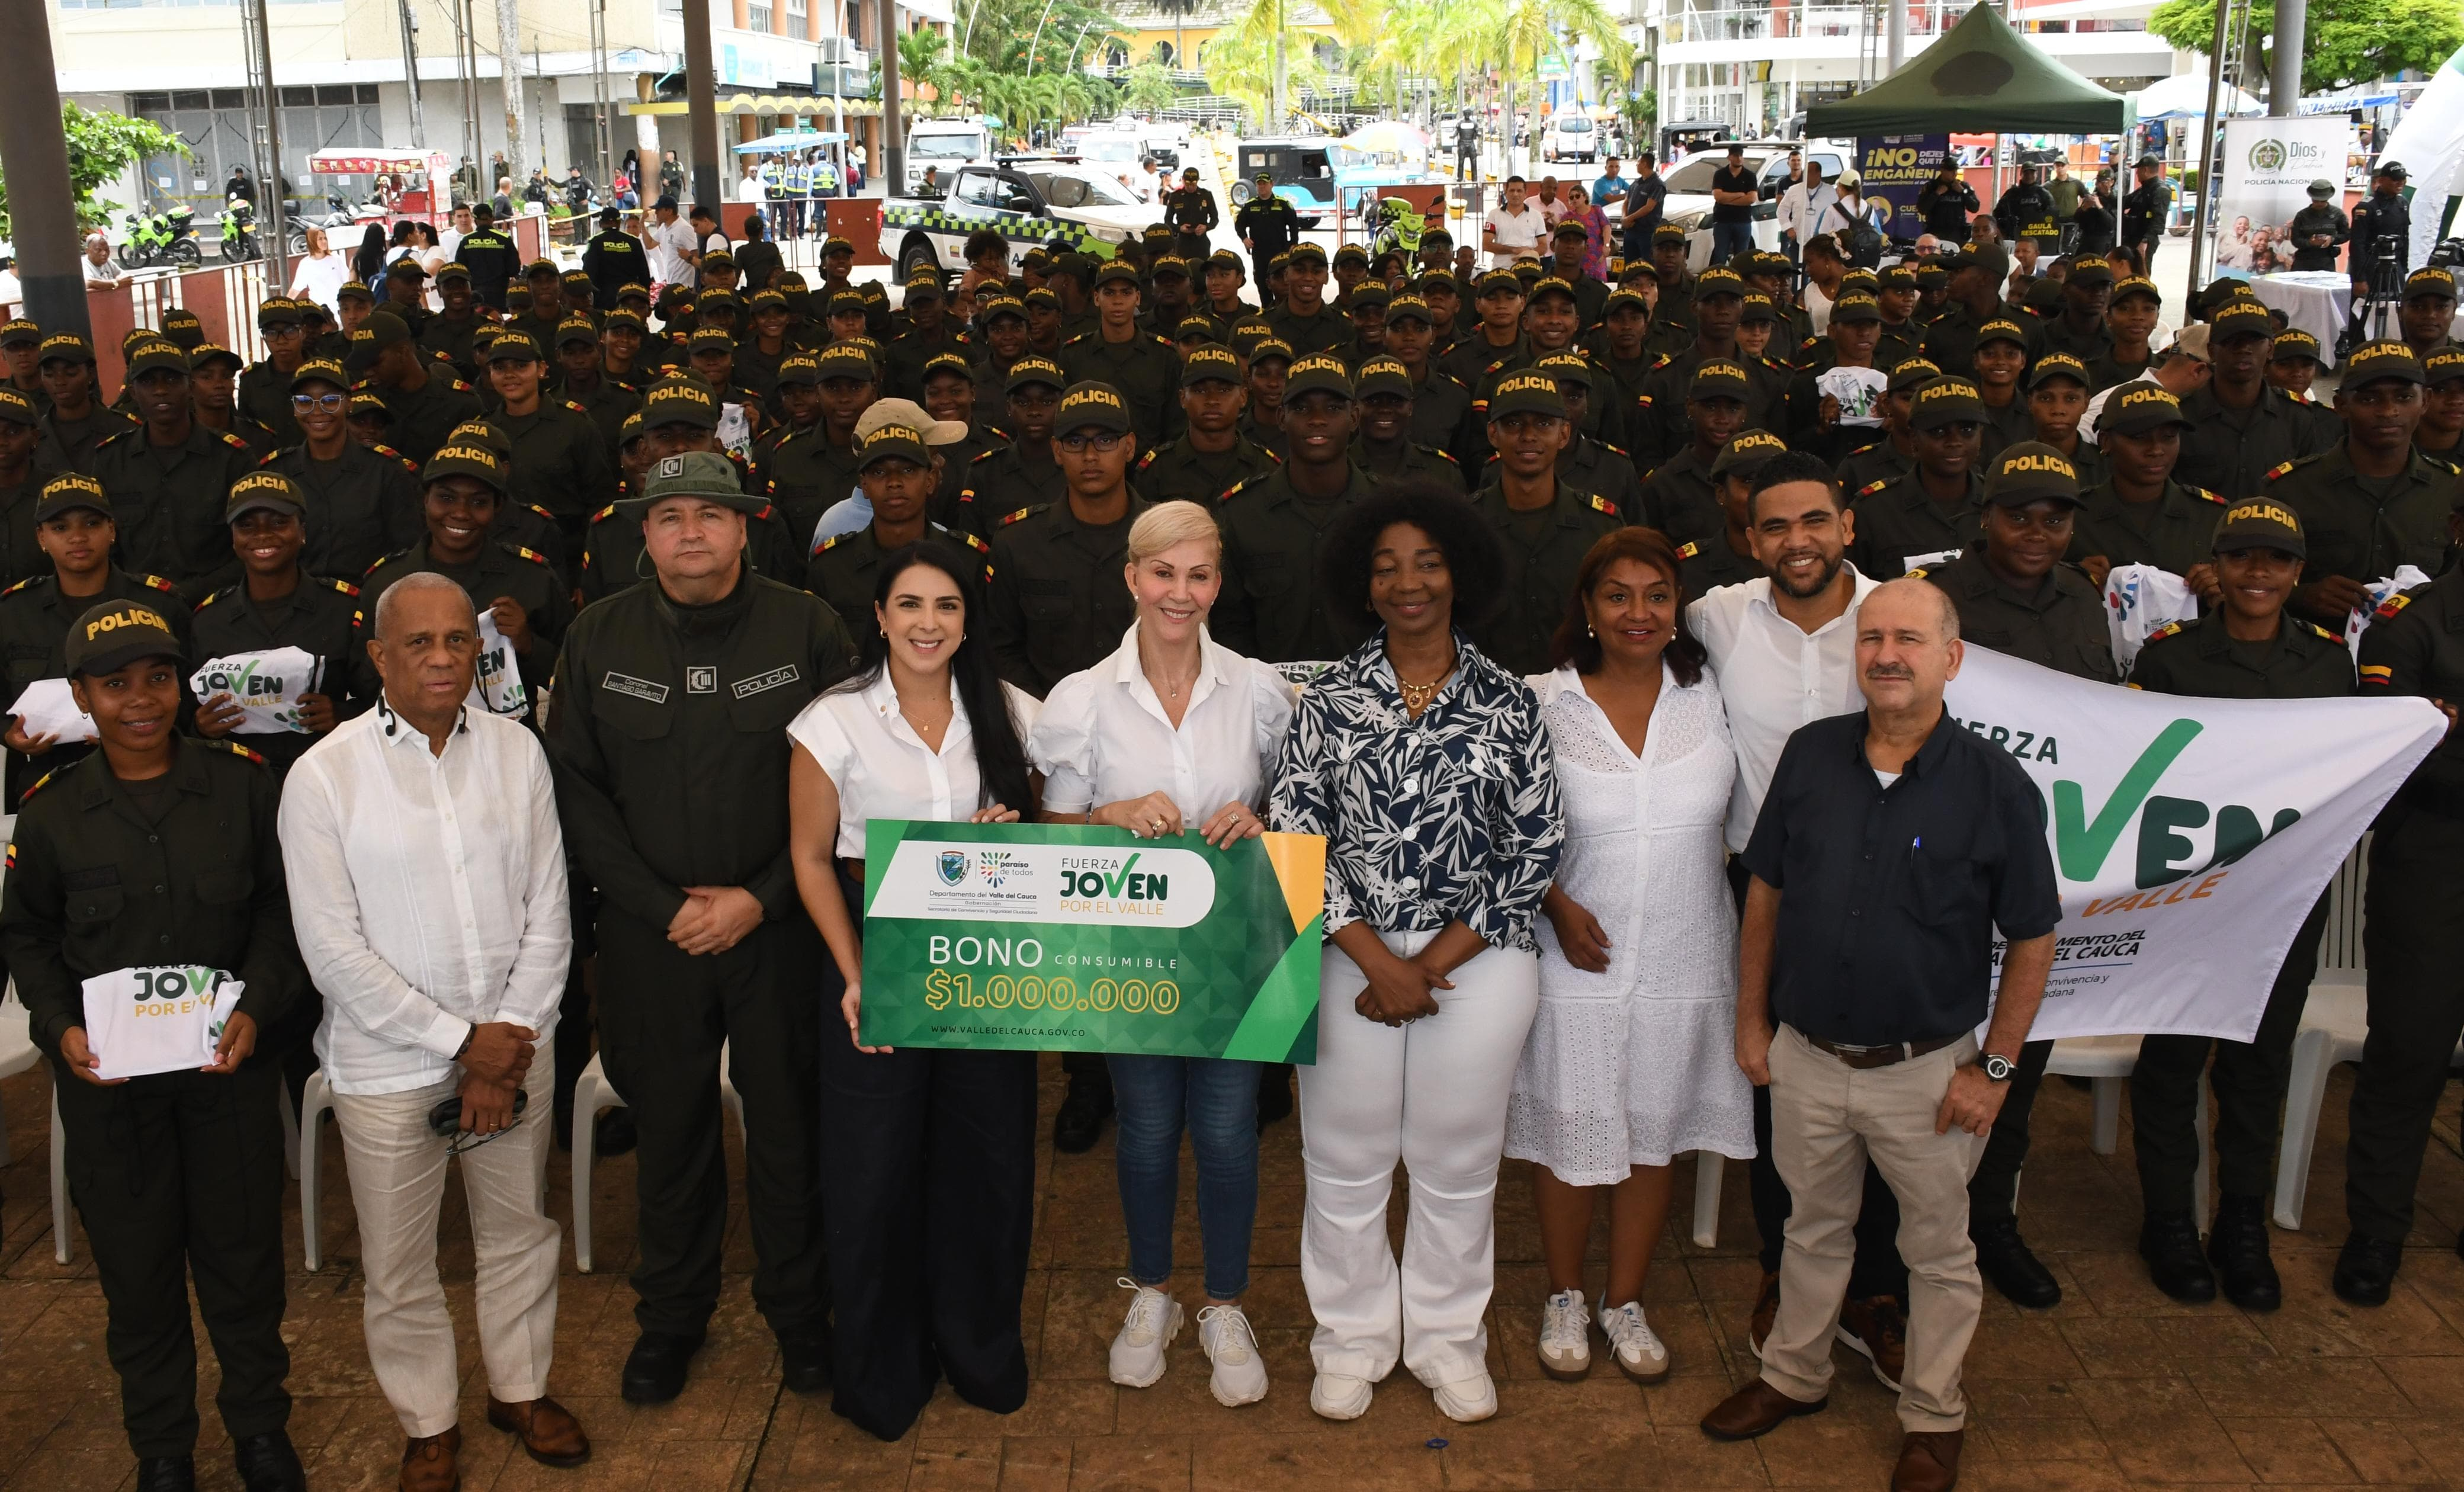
[[201, 738, 268, 766], [373, 444, 418, 474], [523, 502, 556, 526], [564, 400, 588, 415], [1424, 445, 1460, 467], [1676, 540, 1701, 559], [2373, 591, 2417, 623], [256, 448, 281, 467], [325, 576, 361, 598], [1848, 441, 1879, 458], [1597, 440, 1629, 458], [365, 551, 405, 578], [2192, 486, 2226, 505], [592, 501, 619, 522], [996, 505, 1040, 527], [1062, 332, 1092, 348], [1905, 564, 1933, 581], [2144, 620, 2188, 646], [196, 588, 227, 610], [2299, 619, 2342, 644], [1856, 477, 1889, 498], [2263, 457, 2307, 482], [815, 531, 854, 554], [960, 530, 992, 555], [218, 431, 250, 451], [1587, 493, 1620, 519], [971, 447, 1000, 465], [18, 768, 60, 805], [1135, 450, 1159, 471], [511, 545, 553, 567], [447, 378, 473, 392], [1650, 354, 1674, 369], [1633, 393, 1654, 408], [1, 575, 44, 598], [139, 574, 177, 596], [1218, 475, 1266, 503]]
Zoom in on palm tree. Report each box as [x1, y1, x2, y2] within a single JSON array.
[[1122, 61, 1179, 114], [1453, 0, 1629, 174], [899, 27, 954, 115]]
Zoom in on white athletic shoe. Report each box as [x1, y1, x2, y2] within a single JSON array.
[[1597, 1300, 1670, 1383], [1196, 1303, 1269, 1407], [1537, 1288, 1592, 1380], [1432, 1371, 1499, 1423], [1108, 1279, 1182, 1388], [1309, 1371, 1374, 1420]]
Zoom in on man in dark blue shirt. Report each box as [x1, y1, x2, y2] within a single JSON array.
[[1702, 576, 2060, 1492]]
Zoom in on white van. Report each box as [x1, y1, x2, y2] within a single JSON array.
[[905, 118, 995, 191]]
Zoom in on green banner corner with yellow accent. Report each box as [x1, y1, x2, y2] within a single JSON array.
[[858, 821, 1325, 1061]]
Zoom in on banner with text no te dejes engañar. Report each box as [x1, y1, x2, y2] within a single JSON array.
[[858, 822, 1327, 1061]]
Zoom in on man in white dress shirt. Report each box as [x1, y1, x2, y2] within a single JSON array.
[[1685, 449, 1911, 1396], [280, 571, 588, 1491]]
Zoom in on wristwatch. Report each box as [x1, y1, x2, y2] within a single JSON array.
[[1980, 1053, 2016, 1082]]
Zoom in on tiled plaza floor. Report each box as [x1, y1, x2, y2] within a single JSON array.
[[4, 1055, 2463, 1490]]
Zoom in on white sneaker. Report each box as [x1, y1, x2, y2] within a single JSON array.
[[1196, 1303, 1269, 1407], [1536, 1288, 1592, 1380], [1597, 1300, 1670, 1383], [1432, 1371, 1499, 1422], [1108, 1279, 1182, 1388], [1309, 1371, 1373, 1420]]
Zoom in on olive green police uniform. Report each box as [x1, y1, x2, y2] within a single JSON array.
[[2341, 559, 2464, 1288], [985, 478, 1151, 694], [89, 418, 258, 595], [1467, 477, 1625, 675], [547, 451, 858, 1348], [1677, 431, 1782, 598], [0, 602, 304, 1469], [1640, 446, 1725, 551], [1850, 376, 1993, 579], [2126, 499, 2354, 1307], [2266, 444, 2463, 596], [1060, 265, 1185, 451], [1134, 345, 1283, 505], [806, 519, 992, 666], [0, 387, 57, 586], [482, 335, 620, 546], [1210, 462, 1381, 665]]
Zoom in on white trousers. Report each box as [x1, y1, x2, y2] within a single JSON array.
[[331, 1055, 560, 1438], [1297, 929, 1540, 1387]]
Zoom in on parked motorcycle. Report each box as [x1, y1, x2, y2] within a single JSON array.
[[117, 206, 202, 269], [283, 195, 369, 259], [219, 195, 259, 263]]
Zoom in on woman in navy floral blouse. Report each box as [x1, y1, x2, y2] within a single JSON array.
[[1268, 482, 1565, 1426]]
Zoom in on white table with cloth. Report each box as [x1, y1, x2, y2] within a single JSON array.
[[2245, 272, 2351, 367]]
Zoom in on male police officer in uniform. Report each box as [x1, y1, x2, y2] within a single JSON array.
[[1852, 375, 1990, 579], [1680, 428, 1783, 597], [2069, 383, 2225, 585], [1236, 174, 1301, 294], [92, 339, 259, 592], [2126, 499, 2352, 1310], [1908, 440, 2114, 1311], [582, 207, 649, 310], [1467, 368, 1624, 674], [2287, 181, 2351, 272], [547, 450, 858, 1403], [0, 599, 309, 1492], [807, 419, 993, 665], [190, 471, 371, 778], [1211, 356, 1379, 665], [1061, 262, 1183, 451], [1135, 344, 1282, 505]]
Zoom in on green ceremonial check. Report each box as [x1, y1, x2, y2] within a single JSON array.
[[856, 820, 1329, 1062]]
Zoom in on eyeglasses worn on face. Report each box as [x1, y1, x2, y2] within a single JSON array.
[[291, 392, 346, 413], [1057, 431, 1129, 453]]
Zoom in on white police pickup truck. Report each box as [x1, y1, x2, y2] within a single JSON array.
[[879, 159, 1154, 278]]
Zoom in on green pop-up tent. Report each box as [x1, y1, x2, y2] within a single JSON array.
[[1804, 3, 2132, 137]]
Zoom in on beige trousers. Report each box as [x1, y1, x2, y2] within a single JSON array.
[[331, 1055, 560, 1438], [1759, 1024, 1986, 1432]]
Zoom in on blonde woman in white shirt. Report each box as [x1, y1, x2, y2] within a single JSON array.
[[785, 532, 1042, 1443], [1027, 500, 1297, 1409]]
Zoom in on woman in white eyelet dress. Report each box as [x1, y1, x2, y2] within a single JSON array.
[[1504, 527, 1754, 1386]]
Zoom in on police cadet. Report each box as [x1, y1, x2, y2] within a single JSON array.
[[190, 471, 370, 778], [2176, 298, 2337, 503], [547, 448, 858, 1404], [1835, 357, 1939, 499], [1904, 439, 2112, 1311], [419, 264, 490, 382], [556, 316, 643, 452], [884, 274, 967, 402], [2340, 490, 2464, 1305], [0, 387, 50, 585], [1060, 261, 1182, 452], [238, 302, 312, 441], [1265, 243, 1352, 360], [2126, 498, 2351, 1311], [582, 206, 648, 310], [961, 356, 1071, 523], [1197, 249, 1257, 336], [919, 351, 1007, 526], [1467, 368, 1624, 675], [1, 318, 50, 413], [91, 340, 257, 592], [506, 261, 570, 351], [1234, 174, 1300, 291], [987, 380, 1149, 702], [754, 349, 864, 543], [260, 359, 422, 585], [457, 203, 521, 310], [1442, 268, 1528, 389], [350, 312, 482, 467], [0, 597, 308, 1492], [1136, 343, 1281, 504], [35, 332, 136, 475], [2267, 340, 2464, 628], [1682, 428, 1783, 596], [1532, 350, 1642, 513], [2068, 383, 2223, 588], [485, 332, 617, 553], [1211, 354, 1378, 665], [1633, 267, 1759, 467], [1641, 359, 1754, 552], [1352, 354, 1464, 490], [1922, 246, 2039, 377], [2025, 351, 2104, 490], [1381, 293, 1472, 456], [2038, 258, 2115, 363], [971, 295, 1034, 410], [807, 419, 992, 665], [1142, 255, 1199, 340], [2401, 265, 2463, 362], [360, 438, 572, 710], [1852, 374, 1989, 579], [1784, 288, 1886, 465], [189, 344, 278, 463]]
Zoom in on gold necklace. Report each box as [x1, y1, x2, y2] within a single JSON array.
[[1394, 655, 1455, 714]]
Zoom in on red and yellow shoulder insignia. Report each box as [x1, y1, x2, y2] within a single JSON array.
[[814, 531, 853, 555], [448, 378, 473, 392], [564, 400, 588, 415], [1136, 449, 1159, 471], [2373, 591, 2416, 623], [2358, 662, 2394, 688], [140, 574, 178, 595], [1586, 493, 1621, 519], [1676, 540, 1701, 559], [996, 505, 1038, 527], [2192, 486, 2226, 505], [1856, 477, 1889, 498], [1, 575, 43, 598], [219, 431, 250, 450], [2301, 619, 2343, 644], [325, 576, 361, 598], [512, 546, 553, 567], [2145, 620, 2189, 646], [1598, 439, 1629, 458], [18, 769, 60, 805], [961, 531, 992, 555], [592, 502, 618, 522], [205, 739, 268, 766], [2263, 460, 2299, 482]]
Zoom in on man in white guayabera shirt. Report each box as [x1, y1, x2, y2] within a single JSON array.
[[279, 571, 587, 1490]]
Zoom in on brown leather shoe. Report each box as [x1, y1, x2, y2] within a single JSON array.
[[486, 1395, 592, 1468], [398, 1427, 460, 1492], [1838, 1294, 1908, 1392], [1892, 1429, 1964, 1492], [1700, 1378, 1827, 1441], [1748, 1269, 1780, 1355]]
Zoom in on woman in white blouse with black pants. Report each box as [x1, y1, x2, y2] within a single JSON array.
[[785, 532, 1042, 1442], [1028, 501, 1297, 1410]]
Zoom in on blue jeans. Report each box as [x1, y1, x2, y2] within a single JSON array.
[[1108, 1054, 1260, 1300], [1711, 220, 1755, 264]]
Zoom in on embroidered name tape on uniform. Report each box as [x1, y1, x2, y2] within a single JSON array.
[[732, 665, 801, 700], [603, 671, 669, 704]]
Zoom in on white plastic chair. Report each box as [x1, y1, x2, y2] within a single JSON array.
[[1689, 1150, 1726, 1248], [570, 1041, 746, 1272]]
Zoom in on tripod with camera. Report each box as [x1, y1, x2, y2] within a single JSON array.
[[2340, 232, 2404, 357]]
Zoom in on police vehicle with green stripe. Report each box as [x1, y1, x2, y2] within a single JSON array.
[[881, 159, 1151, 278]]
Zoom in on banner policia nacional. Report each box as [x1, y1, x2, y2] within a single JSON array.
[[858, 821, 1327, 1061], [1946, 648, 2445, 1043]]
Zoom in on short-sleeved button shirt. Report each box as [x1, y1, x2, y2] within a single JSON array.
[[1743, 710, 2063, 1045]]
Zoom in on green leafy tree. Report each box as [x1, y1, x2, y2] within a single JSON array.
[[1449, 0, 1632, 173], [899, 27, 956, 115], [2148, 0, 2464, 97], [1122, 62, 1182, 114], [0, 102, 190, 238]]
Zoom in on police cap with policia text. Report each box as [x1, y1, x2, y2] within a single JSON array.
[[2211, 498, 2306, 559], [1986, 441, 2083, 506], [66, 599, 181, 679]]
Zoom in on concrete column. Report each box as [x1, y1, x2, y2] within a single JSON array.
[[2270, 0, 2305, 113]]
